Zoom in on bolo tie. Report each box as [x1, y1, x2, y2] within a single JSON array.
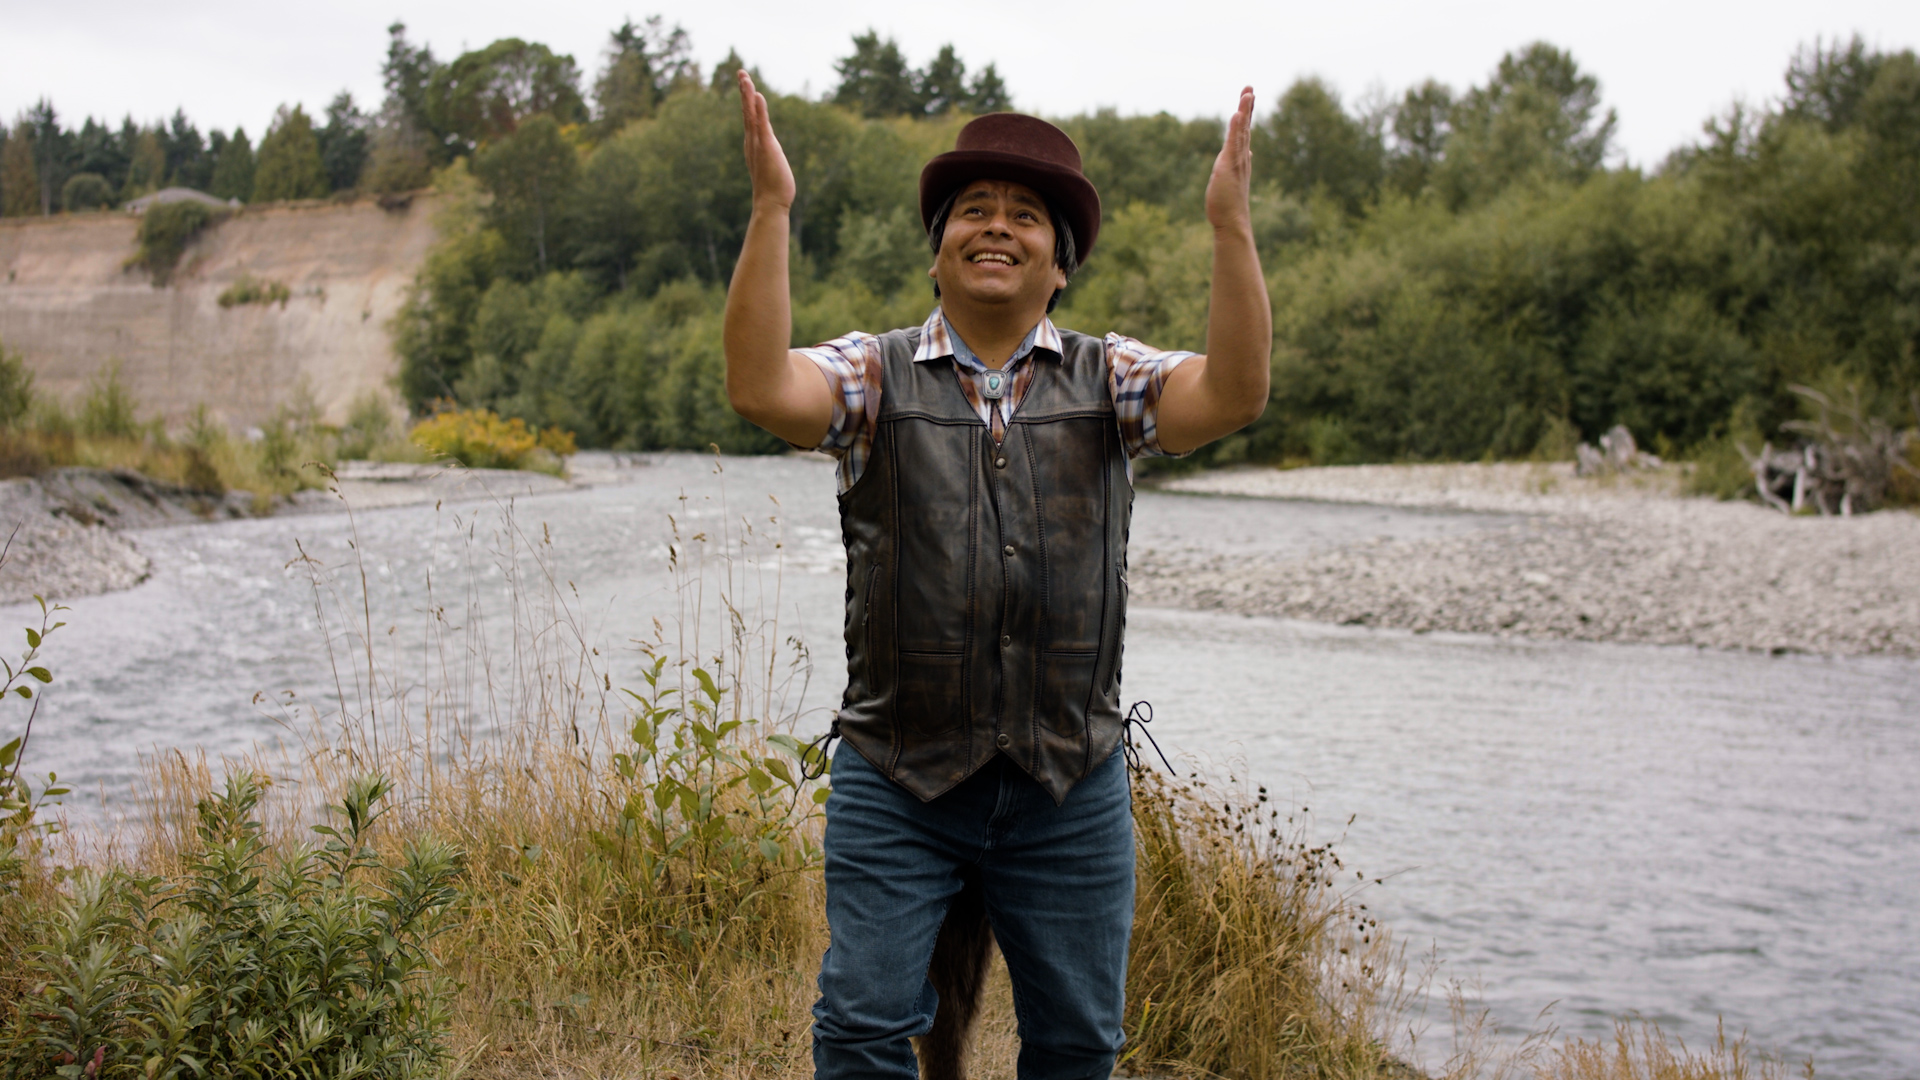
[[981, 369, 1009, 443]]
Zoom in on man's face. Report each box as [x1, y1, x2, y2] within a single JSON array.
[[930, 180, 1069, 311]]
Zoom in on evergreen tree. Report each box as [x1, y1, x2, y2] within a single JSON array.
[[594, 17, 696, 134], [164, 109, 209, 189], [318, 91, 371, 192], [253, 106, 329, 202], [27, 100, 67, 215], [380, 22, 445, 160], [75, 118, 131, 193], [832, 31, 918, 118], [209, 127, 255, 201], [967, 64, 1011, 112], [0, 125, 38, 217], [124, 128, 167, 197], [917, 46, 968, 116]]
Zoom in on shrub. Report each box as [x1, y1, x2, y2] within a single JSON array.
[[0, 343, 34, 430], [215, 274, 291, 308], [125, 202, 223, 286], [0, 772, 464, 1080], [409, 408, 574, 472], [77, 363, 139, 440], [58, 174, 112, 213]]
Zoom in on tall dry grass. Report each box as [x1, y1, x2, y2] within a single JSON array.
[[0, 460, 1804, 1080]]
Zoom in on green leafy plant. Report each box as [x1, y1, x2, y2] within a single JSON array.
[[1, 771, 464, 1080], [125, 202, 225, 287], [0, 589, 69, 890], [215, 275, 291, 309]]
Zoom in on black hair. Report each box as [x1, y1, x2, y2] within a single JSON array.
[[926, 185, 1078, 313]]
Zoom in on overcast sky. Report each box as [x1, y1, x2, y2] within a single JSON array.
[[4, 0, 1917, 168]]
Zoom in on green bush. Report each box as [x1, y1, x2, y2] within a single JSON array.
[[126, 202, 222, 286], [215, 274, 291, 308], [0, 772, 463, 1080], [0, 343, 34, 430], [59, 174, 113, 213], [77, 363, 140, 440]]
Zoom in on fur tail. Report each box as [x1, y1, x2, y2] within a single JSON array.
[[915, 873, 996, 1080]]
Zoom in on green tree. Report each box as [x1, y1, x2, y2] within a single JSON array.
[[123, 127, 166, 197], [60, 172, 113, 211], [1436, 42, 1616, 207], [1386, 80, 1453, 196], [73, 117, 130, 193], [472, 114, 579, 272], [832, 31, 919, 118], [380, 22, 445, 161], [318, 91, 370, 192], [209, 126, 255, 201], [26, 100, 67, 216], [163, 109, 209, 189], [1783, 35, 1885, 132], [0, 125, 37, 217], [917, 45, 969, 115], [1257, 77, 1383, 214], [427, 39, 587, 154], [253, 105, 329, 202], [593, 17, 696, 134], [967, 64, 1011, 112]]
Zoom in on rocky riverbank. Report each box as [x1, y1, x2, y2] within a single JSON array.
[[0, 457, 636, 604], [1138, 462, 1920, 657]]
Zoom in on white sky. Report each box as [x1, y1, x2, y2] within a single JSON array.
[[3, 0, 1917, 168]]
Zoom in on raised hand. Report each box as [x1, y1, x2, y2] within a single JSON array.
[[1205, 86, 1256, 234], [738, 69, 796, 213]]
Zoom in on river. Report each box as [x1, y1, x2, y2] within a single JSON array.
[[7, 452, 1916, 1078]]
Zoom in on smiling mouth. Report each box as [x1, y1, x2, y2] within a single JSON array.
[[969, 252, 1018, 265]]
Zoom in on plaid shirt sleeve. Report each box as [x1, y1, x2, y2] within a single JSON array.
[[795, 332, 884, 492], [1105, 334, 1197, 459]]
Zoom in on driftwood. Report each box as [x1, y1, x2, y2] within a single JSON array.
[[1575, 424, 1663, 477], [1743, 387, 1918, 516]]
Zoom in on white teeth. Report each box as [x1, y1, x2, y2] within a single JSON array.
[[971, 253, 1015, 265]]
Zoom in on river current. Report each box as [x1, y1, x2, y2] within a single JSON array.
[[7, 453, 1916, 1078]]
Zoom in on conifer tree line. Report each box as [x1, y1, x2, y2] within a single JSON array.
[[4, 26, 1916, 473]]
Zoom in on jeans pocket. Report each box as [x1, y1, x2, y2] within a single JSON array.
[[896, 651, 964, 737], [1037, 650, 1099, 738]]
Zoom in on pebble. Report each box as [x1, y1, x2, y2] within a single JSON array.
[[1141, 462, 1920, 657]]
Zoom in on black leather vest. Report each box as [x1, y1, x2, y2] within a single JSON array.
[[835, 325, 1131, 804]]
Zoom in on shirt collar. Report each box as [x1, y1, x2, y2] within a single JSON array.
[[913, 307, 1062, 368]]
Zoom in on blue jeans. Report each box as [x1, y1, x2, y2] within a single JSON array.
[[812, 742, 1135, 1080]]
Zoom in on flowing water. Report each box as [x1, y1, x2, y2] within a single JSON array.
[[7, 453, 1916, 1078]]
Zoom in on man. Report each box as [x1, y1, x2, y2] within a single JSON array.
[[723, 68, 1271, 1080]]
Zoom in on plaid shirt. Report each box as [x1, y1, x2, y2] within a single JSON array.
[[799, 308, 1195, 493]]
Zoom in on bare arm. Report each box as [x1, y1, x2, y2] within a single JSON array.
[[723, 70, 833, 447], [1156, 86, 1272, 455]]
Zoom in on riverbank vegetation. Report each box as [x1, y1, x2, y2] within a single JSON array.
[[7, 27, 1916, 493], [367, 28, 1917, 494], [0, 345, 578, 503]]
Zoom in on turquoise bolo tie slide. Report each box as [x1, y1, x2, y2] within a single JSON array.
[[981, 371, 1007, 399]]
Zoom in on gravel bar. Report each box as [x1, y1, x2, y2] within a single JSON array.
[[1142, 462, 1920, 657]]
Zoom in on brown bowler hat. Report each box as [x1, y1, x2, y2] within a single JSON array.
[[920, 113, 1101, 265]]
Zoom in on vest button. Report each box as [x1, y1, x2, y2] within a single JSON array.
[[995, 732, 1011, 749], [994, 456, 1008, 468], [1000, 634, 1011, 648], [1003, 544, 1015, 556]]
